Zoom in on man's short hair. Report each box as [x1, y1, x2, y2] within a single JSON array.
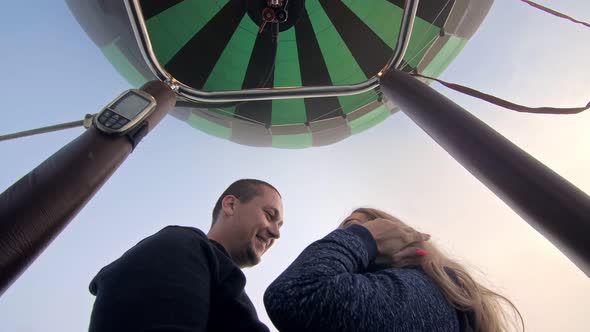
[[211, 179, 281, 225]]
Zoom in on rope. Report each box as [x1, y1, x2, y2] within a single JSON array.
[[520, 0, 590, 28], [0, 114, 94, 142], [404, 2, 590, 115], [411, 73, 589, 115]]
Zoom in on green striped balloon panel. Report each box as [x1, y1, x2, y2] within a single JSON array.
[[101, 0, 481, 148]]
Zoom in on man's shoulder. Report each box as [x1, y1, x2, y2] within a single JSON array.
[[149, 225, 212, 242], [135, 225, 212, 252], [158, 225, 208, 239]]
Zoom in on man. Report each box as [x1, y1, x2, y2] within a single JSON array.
[[88, 179, 284, 331]]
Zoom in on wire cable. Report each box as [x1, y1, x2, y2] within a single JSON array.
[[0, 114, 94, 142], [411, 73, 589, 115], [520, 0, 590, 28]]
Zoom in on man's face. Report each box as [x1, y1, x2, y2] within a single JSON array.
[[231, 186, 284, 267]]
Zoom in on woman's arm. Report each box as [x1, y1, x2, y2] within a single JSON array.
[[264, 225, 458, 332], [264, 225, 416, 332]]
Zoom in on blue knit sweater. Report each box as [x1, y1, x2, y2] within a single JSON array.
[[264, 225, 464, 332]]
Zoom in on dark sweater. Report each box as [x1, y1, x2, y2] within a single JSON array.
[[89, 226, 269, 332], [264, 225, 463, 332]]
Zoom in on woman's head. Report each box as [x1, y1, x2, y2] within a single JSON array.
[[341, 207, 523, 332], [339, 209, 379, 228]]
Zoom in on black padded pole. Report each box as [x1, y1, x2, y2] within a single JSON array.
[[0, 81, 176, 295], [379, 69, 590, 277]]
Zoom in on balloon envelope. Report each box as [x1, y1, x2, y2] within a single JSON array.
[[66, 0, 492, 148]]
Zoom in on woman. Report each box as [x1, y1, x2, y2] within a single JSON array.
[[264, 208, 523, 332]]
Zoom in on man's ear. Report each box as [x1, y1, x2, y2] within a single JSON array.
[[221, 195, 238, 217]]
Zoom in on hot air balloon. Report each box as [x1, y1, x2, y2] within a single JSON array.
[[2, 0, 589, 297], [3, 0, 502, 294], [66, 0, 492, 148], [61, 0, 590, 276]]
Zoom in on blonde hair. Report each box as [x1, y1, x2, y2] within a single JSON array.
[[354, 208, 524, 332]]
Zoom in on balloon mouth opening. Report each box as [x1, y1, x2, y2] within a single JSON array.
[[246, 0, 305, 33]]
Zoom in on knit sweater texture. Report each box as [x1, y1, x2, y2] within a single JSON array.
[[89, 226, 269, 332], [264, 225, 463, 332]]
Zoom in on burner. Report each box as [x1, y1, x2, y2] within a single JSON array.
[[247, 0, 305, 33]]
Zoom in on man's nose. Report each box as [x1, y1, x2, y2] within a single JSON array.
[[268, 223, 280, 239]]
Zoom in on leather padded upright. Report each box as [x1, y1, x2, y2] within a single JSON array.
[[0, 81, 176, 295]]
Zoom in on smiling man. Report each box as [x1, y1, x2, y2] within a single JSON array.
[[88, 179, 283, 332], [208, 180, 283, 268]]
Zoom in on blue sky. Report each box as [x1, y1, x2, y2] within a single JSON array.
[[1, 1, 589, 331]]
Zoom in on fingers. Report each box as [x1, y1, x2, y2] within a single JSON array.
[[372, 218, 430, 241], [362, 217, 431, 264], [392, 246, 428, 267], [412, 231, 430, 243], [393, 246, 421, 259], [398, 227, 429, 245], [375, 246, 428, 267]]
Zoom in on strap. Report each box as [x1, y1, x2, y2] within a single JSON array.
[[125, 121, 149, 151], [520, 0, 590, 29], [410, 73, 589, 115]]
